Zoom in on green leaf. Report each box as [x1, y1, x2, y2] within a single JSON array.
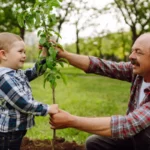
[[25, 15, 35, 28], [58, 71, 67, 85], [52, 0, 60, 7], [51, 14, 57, 22], [43, 77, 47, 88], [36, 64, 42, 75], [48, 47, 57, 60], [58, 61, 64, 68], [37, 30, 43, 36], [17, 13, 25, 27], [39, 37, 47, 45], [36, 12, 41, 25], [34, 1, 40, 8], [50, 80, 57, 88], [48, 0, 60, 8], [46, 57, 54, 69], [56, 43, 63, 49], [56, 75, 60, 79], [53, 31, 62, 39], [43, 72, 48, 78], [58, 58, 69, 66]]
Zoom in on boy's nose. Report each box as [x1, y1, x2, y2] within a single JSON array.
[[23, 53, 26, 59]]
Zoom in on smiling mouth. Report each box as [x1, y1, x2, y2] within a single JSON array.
[[132, 64, 138, 68]]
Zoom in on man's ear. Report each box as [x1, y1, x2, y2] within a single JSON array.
[[0, 50, 7, 60]]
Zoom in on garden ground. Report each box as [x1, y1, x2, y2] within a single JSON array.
[[22, 65, 130, 149], [21, 137, 85, 150]]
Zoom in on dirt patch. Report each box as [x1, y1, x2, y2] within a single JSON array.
[[21, 137, 85, 150]]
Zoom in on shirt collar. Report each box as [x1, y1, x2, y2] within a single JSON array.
[[0, 67, 15, 77]]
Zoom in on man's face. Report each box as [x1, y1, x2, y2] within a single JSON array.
[[129, 34, 150, 81]]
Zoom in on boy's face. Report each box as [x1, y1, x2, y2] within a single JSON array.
[[5, 40, 26, 70]]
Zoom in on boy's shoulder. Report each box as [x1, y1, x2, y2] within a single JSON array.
[[0, 68, 25, 80], [0, 68, 15, 77]]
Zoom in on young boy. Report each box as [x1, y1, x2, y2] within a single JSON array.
[[0, 32, 58, 150]]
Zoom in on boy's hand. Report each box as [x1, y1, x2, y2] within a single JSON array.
[[39, 41, 64, 58], [48, 104, 59, 114], [40, 47, 48, 57]]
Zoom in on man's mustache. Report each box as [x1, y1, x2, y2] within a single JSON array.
[[130, 59, 140, 66]]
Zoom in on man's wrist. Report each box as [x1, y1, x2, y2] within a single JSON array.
[[67, 115, 77, 128], [57, 50, 67, 59]]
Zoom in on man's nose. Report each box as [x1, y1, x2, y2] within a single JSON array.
[[129, 51, 136, 60]]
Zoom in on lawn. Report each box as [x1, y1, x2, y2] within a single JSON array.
[[24, 64, 130, 143]]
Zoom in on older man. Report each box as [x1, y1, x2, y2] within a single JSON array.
[[50, 33, 150, 150]]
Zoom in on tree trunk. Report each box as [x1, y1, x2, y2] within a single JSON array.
[[19, 27, 25, 40], [98, 38, 102, 58], [56, 23, 61, 42], [131, 25, 138, 45], [76, 28, 80, 54]]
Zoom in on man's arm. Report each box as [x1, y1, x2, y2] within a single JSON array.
[[58, 50, 90, 71], [57, 49, 133, 82], [50, 109, 112, 137], [51, 100, 150, 139]]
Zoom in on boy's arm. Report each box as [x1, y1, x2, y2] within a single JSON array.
[[0, 74, 56, 116], [24, 48, 47, 81], [24, 59, 46, 81]]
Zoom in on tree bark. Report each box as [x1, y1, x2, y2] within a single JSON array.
[[19, 27, 25, 40], [76, 28, 80, 54]]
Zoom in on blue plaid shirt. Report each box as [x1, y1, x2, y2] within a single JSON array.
[[0, 63, 48, 132]]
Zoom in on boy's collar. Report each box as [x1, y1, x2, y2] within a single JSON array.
[[0, 67, 15, 76]]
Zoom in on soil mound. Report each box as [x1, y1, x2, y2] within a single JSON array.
[[21, 137, 85, 150]]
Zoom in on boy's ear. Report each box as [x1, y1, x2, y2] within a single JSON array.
[[0, 50, 7, 60]]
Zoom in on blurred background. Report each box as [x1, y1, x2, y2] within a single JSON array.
[[0, 0, 150, 62]]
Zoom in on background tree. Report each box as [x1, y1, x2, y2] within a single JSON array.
[[0, 0, 36, 39], [67, 0, 100, 54], [55, 0, 73, 42], [113, 0, 150, 44]]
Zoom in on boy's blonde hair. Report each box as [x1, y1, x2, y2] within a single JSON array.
[[0, 32, 23, 51]]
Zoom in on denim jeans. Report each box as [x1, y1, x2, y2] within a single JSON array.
[[0, 130, 27, 150], [85, 126, 150, 150]]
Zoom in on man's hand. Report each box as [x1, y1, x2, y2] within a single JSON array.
[[39, 40, 90, 71], [39, 41, 65, 58], [49, 109, 75, 129], [49, 108, 112, 137], [48, 104, 59, 114], [38, 46, 48, 57]]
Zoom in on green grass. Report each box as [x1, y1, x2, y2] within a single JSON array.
[[24, 63, 130, 143]]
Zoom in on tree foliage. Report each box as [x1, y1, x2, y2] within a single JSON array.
[[0, 0, 36, 39], [65, 31, 132, 61], [113, 0, 150, 43]]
